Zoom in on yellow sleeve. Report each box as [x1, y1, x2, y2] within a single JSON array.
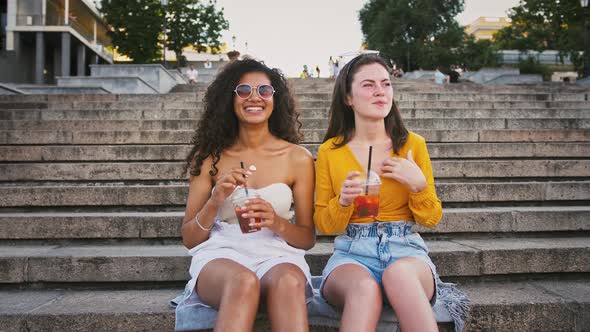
[[408, 137, 443, 227], [313, 144, 354, 234]]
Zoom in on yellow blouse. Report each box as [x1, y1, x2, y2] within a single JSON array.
[[314, 131, 443, 235]]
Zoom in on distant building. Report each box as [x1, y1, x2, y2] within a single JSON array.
[[1, 0, 113, 84], [465, 16, 511, 41]]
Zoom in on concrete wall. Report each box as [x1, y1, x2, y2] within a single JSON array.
[[467, 68, 520, 84], [486, 74, 543, 85], [57, 76, 159, 94], [0, 39, 35, 83], [90, 64, 177, 93]]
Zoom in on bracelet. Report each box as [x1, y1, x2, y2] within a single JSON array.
[[194, 214, 213, 231]]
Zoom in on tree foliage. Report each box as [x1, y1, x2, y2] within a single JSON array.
[[359, 0, 466, 70], [461, 36, 500, 70], [166, 0, 229, 67], [101, 0, 161, 63], [101, 0, 228, 65], [494, 0, 588, 71]]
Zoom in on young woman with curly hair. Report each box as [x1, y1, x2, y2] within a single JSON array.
[[178, 59, 316, 331], [314, 54, 469, 332]]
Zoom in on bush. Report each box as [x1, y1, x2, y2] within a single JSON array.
[[518, 57, 552, 81]]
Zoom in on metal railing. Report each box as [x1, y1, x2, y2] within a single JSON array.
[[499, 50, 577, 65]]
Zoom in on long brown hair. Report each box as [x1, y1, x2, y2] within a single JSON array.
[[184, 59, 302, 177], [323, 54, 408, 154]]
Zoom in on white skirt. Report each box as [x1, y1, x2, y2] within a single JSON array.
[[182, 221, 313, 307]]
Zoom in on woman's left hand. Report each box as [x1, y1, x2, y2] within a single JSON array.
[[240, 198, 284, 233], [381, 150, 427, 193]]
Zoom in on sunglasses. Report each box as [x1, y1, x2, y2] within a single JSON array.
[[234, 84, 275, 100]]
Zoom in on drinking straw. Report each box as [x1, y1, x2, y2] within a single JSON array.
[[365, 146, 373, 195], [240, 161, 249, 195]]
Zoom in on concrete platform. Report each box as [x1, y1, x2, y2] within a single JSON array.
[[0, 206, 587, 240], [2, 279, 587, 331], [0, 237, 588, 282], [0, 142, 586, 162], [0, 159, 587, 181], [0, 181, 588, 207]]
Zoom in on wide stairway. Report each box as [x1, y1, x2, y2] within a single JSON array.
[[0, 79, 588, 331]]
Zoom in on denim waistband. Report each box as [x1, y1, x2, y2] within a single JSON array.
[[346, 221, 414, 239]]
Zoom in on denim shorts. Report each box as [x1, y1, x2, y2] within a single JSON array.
[[320, 221, 438, 305]]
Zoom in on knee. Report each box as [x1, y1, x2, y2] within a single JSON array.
[[384, 259, 415, 283], [383, 259, 429, 295], [268, 266, 306, 294], [224, 270, 260, 299], [346, 276, 382, 302]]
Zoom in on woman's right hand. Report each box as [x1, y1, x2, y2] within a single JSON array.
[[210, 167, 253, 206], [338, 171, 363, 207]]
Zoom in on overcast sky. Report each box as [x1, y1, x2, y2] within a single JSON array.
[[215, 0, 520, 77]]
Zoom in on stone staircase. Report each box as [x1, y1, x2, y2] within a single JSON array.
[[0, 79, 588, 331]]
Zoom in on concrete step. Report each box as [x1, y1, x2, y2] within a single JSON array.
[[24, 99, 590, 111], [0, 181, 587, 207], [1, 237, 588, 283], [1, 129, 588, 145], [0, 207, 587, 240], [2, 279, 588, 331], [1, 118, 587, 131], [395, 92, 588, 102], [1, 142, 586, 162], [405, 100, 590, 109], [2, 107, 588, 121], [301, 118, 589, 130], [302, 129, 590, 144], [291, 92, 589, 102], [0, 159, 587, 181]]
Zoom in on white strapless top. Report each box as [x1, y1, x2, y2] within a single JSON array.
[[216, 183, 294, 224]]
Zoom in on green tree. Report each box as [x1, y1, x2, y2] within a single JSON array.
[[101, 0, 162, 63], [101, 0, 228, 65], [359, 0, 465, 70], [494, 0, 587, 72], [166, 0, 229, 67], [460, 36, 500, 70]]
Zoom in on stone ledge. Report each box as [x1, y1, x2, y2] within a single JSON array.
[[0, 279, 588, 331], [0, 237, 588, 282]]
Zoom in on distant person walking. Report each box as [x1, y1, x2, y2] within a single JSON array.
[[300, 65, 311, 79], [186, 64, 199, 84], [333, 58, 340, 78], [329, 56, 339, 78], [315, 65, 321, 78]]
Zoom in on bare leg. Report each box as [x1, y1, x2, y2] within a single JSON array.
[[382, 257, 437, 332], [197, 258, 260, 332], [260, 263, 309, 332], [322, 264, 382, 332]]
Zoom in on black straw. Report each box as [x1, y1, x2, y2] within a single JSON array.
[[365, 146, 373, 195], [240, 161, 249, 195]]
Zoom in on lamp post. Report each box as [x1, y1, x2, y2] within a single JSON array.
[[582, 0, 590, 78], [161, 0, 168, 68]]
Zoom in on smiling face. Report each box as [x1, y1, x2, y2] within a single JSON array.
[[233, 71, 274, 125], [346, 63, 393, 121]]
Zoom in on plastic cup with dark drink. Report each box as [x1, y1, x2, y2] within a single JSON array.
[[231, 186, 261, 234], [353, 171, 381, 218]]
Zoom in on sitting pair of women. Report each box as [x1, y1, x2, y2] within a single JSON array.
[[179, 56, 467, 332]]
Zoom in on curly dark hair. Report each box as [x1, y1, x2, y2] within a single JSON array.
[[324, 54, 408, 154], [184, 59, 303, 177]]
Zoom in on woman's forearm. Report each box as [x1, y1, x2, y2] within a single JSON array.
[[272, 216, 316, 250], [181, 198, 221, 249]]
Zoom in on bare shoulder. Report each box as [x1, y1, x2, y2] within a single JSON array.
[[188, 155, 215, 184], [287, 144, 314, 167]]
